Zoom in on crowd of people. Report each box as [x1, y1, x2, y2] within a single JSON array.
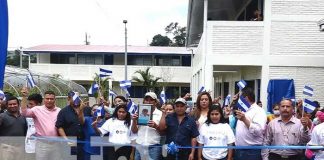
[[0, 86, 324, 160]]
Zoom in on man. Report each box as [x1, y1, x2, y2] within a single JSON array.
[[234, 87, 267, 160], [262, 99, 311, 160], [56, 91, 84, 160], [159, 98, 199, 160], [21, 90, 61, 160], [0, 96, 27, 160], [132, 92, 163, 160]]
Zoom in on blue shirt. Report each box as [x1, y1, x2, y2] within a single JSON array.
[[165, 113, 199, 146], [83, 116, 105, 154]]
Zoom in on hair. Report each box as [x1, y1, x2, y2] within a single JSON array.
[[111, 104, 131, 128], [44, 90, 55, 96], [241, 87, 255, 103], [280, 98, 294, 107], [190, 91, 212, 120], [114, 95, 128, 103], [272, 103, 279, 109], [165, 102, 174, 109], [28, 93, 43, 105], [205, 104, 226, 125], [6, 96, 20, 106], [314, 101, 320, 108]]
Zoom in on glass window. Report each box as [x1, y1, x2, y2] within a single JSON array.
[[77, 54, 103, 65], [50, 53, 75, 64], [128, 86, 146, 98], [128, 55, 152, 66], [104, 54, 113, 65], [182, 55, 191, 66]]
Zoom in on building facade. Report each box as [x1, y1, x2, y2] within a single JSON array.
[[23, 45, 192, 99], [187, 0, 324, 107]]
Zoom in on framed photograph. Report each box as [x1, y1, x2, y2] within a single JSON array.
[[137, 104, 153, 125]]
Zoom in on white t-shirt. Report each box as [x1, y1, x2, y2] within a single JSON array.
[[25, 117, 36, 153], [307, 122, 324, 160], [136, 108, 162, 145], [198, 115, 207, 127], [99, 118, 134, 144], [197, 123, 235, 159]]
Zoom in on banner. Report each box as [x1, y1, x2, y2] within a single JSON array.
[[0, 0, 8, 89], [267, 79, 295, 113]]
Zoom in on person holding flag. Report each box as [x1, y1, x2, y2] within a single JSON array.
[[234, 87, 267, 160]]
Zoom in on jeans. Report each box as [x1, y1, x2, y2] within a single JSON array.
[[135, 145, 162, 160], [234, 149, 262, 160]]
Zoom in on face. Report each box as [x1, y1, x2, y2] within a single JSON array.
[[174, 103, 186, 116], [117, 107, 127, 120], [199, 95, 210, 109], [28, 100, 38, 108], [7, 99, 19, 113], [279, 100, 294, 118], [91, 105, 99, 117], [210, 110, 221, 124], [144, 96, 157, 108], [165, 104, 174, 115], [44, 94, 55, 109], [257, 102, 262, 107], [114, 98, 125, 106], [0, 97, 3, 105]]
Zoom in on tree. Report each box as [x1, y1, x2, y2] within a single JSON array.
[[150, 34, 172, 46], [132, 67, 162, 92], [91, 73, 109, 99]]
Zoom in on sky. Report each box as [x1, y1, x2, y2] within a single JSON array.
[[7, 0, 188, 49]]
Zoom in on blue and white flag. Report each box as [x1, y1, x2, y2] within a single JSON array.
[[127, 99, 138, 115], [303, 99, 316, 113], [198, 86, 205, 94], [26, 72, 36, 88], [109, 89, 117, 97], [303, 85, 314, 97], [99, 68, 112, 78], [122, 88, 130, 98], [160, 90, 166, 104], [224, 95, 231, 106], [120, 80, 131, 88], [71, 92, 81, 106], [88, 83, 99, 95], [0, 90, 5, 99], [94, 105, 105, 117], [237, 80, 247, 90], [237, 95, 251, 112]]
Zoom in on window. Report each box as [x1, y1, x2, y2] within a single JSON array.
[[128, 86, 146, 98], [128, 55, 152, 66], [182, 55, 191, 66], [77, 54, 103, 65], [50, 53, 75, 64], [155, 55, 181, 66], [104, 54, 114, 65]]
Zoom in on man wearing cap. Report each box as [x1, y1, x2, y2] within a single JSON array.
[[56, 91, 84, 160], [159, 98, 199, 160], [132, 92, 163, 160]]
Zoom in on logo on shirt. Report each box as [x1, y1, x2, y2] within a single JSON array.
[[116, 130, 126, 134]]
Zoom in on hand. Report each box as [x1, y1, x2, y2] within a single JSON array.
[[297, 99, 303, 109], [232, 93, 239, 101], [213, 96, 221, 104], [148, 120, 157, 129], [91, 117, 100, 128], [132, 113, 138, 121], [80, 101, 87, 110], [188, 153, 194, 160], [183, 93, 191, 100], [21, 87, 29, 97], [300, 117, 311, 129], [235, 110, 246, 121]]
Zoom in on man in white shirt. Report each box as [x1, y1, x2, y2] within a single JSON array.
[[131, 92, 163, 160], [307, 116, 324, 160]]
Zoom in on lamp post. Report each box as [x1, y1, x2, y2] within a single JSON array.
[[123, 20, 128, 80]]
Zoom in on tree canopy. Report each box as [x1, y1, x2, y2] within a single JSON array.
[[150, 22, 186, 47]]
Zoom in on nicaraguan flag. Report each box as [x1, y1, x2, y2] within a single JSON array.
[[303, 99, 316, 113], [127, 99, 138, 115], [26, 72, 36, 88], [99, 68, 112, 77], [237, 80, 247, 90], [120, 80, 131, 88], [224, 95, 231, 106], [237, 95, 251, 112], [94, 105, 105, 117], [71, 92, 81, 106], [198, 86, 205, 94], [88, 83, 99, 95], [160, 90, 166, 104], [122, 88, 130, 98], [303, 85, 314, 97], [109, 89, 117, 97]]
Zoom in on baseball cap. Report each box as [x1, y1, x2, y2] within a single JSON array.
[[175, 98, 187, 105], [144, 92, 157, 100]]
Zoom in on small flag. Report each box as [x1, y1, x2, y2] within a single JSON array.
[[303, 85, 314, 97], [72, 92, 81, 106], [198, 86, 205, 94], [237, 80, 247, 90], [303, 99, 316, 113], [160, 90, 166, 104], [88, 83, 99, 95], [120, 80, 131, 88], [122, 88, 130, 98], [26, 72, 36, 88], [109, 89, 117, 97], [0, 90, 5, 100], [94, 105, 105, 117], [237, 95, 251, 112], [224, 95, 231, 106], [99, 68, 112, 77], [127, 99, 138, 115]]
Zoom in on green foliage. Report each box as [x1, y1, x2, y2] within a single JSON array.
[[132, 67, 162, 92], [92, 73, 109, 99], [150, 22, 186, 47], [150, 34, 172, 46], [6, 50, 36, 68]]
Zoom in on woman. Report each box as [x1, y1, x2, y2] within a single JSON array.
[[198, 104, 235, 160], [92, 105, 134, 160], [190, 91, 213, 127]]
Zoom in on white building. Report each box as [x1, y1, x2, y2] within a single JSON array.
[[23, 44, 192, 99], [187, 0, 324, 106]]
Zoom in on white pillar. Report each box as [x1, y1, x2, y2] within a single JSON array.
[[204, 65, 214, 94]]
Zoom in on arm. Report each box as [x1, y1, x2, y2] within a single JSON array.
[[20, 87, 35, 117], [78, 102, 86, 125], [188, 138, 197, 160], [197, 143, 203, 160], [236, 108, 267, 136], [131, 113, 139, 133], [158, 112, 167, 132], [300, 117, 311, 143], [58, 127, 68, 140], [91, 118, 102, 135], [227, 143, 234, 160], [261, 122, 273, 160]]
